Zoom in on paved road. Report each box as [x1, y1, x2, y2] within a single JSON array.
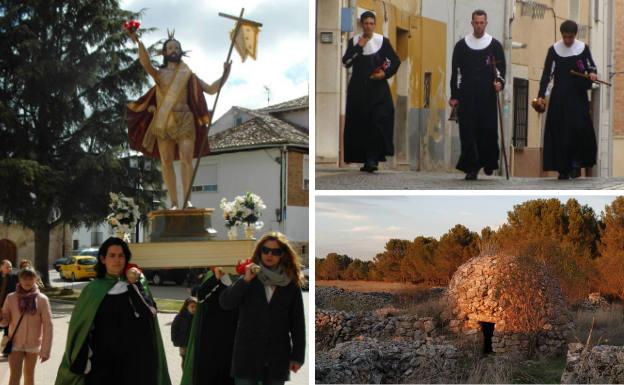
[[316, 168, 624, 190], [0, 293, 309, 385]]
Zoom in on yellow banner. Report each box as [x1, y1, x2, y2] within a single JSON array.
[[231, 22, 260, 62]]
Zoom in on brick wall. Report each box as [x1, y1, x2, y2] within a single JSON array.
[[287, 150, 309, 207]]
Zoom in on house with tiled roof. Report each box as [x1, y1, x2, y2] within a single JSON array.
[[171, 95, 309, 246]]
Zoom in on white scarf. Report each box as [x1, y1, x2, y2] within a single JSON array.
[[352, 32, 383, 55], [464, 33, 493, 50], [553, 39, 585, 57]]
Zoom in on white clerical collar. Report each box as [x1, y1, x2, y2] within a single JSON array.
[[108, 280, 128, 295], [553, 39, 585, 57], [465, 33, 492, 50], [352, 32, 383, 55]]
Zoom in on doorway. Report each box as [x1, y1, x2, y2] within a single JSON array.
[[0, 239, 17, 265], [480, 321, 495, 354]]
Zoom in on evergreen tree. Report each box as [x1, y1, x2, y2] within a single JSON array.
[[0, 1, 162, 285]]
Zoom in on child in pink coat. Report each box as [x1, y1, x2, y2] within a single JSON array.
[[1, 267, 53, 385]]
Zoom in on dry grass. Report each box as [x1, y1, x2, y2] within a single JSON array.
[[573, 303, 624, 346], [321, 295, 387, 313], [317, 280, 425, 293], [401, 296, 449, 320], [463, 356, 515, 384]]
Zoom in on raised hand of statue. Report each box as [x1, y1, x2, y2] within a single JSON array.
[[222, 61, 233, 82], [125, 28, 139, 44]]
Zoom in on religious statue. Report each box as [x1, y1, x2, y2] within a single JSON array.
[[125, 28, 231, 209]]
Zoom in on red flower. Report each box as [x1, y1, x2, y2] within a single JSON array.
[[124, 263, 142, 275], [235, 259, 253, 275], [123, 19, 141, 33]]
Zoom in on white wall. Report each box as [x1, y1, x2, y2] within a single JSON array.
[[274, 109, 309, 130], [172, 149, 308, 242], [284, 206, 309, 243], [590, 0, 612, 177]]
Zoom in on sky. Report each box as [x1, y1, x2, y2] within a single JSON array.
[[316, 195, 622, 261], [120, 0, 309, 118]]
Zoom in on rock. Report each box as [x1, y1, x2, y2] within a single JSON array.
[[315, 337, 459, 384], [561, 343, 624, 384]]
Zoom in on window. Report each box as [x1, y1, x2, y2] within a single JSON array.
[[513, 78, 529, 149], [192, 164, 218, 193], [303, 155, 309, 190], [90, 231, 102, 246]]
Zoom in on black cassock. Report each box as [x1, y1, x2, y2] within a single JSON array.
[[450, 34, 506, 173], [538, 40, 597, 173], [78, 284, 158, 385], [191, 275, 238, 385], [342, 33, 400, 164]]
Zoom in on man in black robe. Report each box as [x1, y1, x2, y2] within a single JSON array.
[[536, 20, 597, 179], [449, 9, 506, 180], [181, 268, 238, 385], [342, 11, 400, 173]]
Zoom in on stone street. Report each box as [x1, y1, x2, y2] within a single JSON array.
[[0, 293, 309, 385], [316, 168, 624, 190]]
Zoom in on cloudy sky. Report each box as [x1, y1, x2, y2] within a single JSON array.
[[316, 195, 622, 261], [120, 0, 309, 118]]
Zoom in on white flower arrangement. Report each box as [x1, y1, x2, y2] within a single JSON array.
[[106, 192, 140, 241], [219, 192, 266, 229]]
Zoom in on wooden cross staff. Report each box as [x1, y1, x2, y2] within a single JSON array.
[[182, 9, 263, 209], [489, 56, 509, 180]]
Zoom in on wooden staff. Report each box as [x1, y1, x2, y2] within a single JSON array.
[[570, 70, 612, 87], [489, 56, 509, 180], [182, 9, 246, 209]]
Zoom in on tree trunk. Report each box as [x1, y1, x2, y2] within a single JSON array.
[[34, 224, 51, 287]]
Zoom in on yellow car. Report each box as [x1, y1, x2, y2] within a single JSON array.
[[60, 256, 97, 281]]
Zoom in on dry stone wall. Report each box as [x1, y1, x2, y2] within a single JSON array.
[[315, 337, 459, 384], [316, 309, 443, 350], [315, 286, 394, 310], [561, 343, 624, 383]]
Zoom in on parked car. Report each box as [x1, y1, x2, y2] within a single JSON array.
[[60, 256, 97, 281], [53, 257, 72, 272]]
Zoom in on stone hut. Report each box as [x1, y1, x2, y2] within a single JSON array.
[[447, 253, 573, 356]]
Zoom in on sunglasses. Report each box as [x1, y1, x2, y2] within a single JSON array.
[[261, 246, 285, 257]]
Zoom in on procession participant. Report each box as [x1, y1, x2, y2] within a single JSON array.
[[342, 11, 401, 173], [180, 267, 238, 385], [126, 28, 231, 209], [536, 20, 597, 180], [220, 232, 305, 385], [171, 296, 197, 368], [449, 9, 506, 180], [55, 237, 171, 385], [0, 259, 18, 356], [1, 267, 52, 385]]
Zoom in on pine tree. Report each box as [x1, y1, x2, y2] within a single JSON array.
[[0, 1, 162, 285]]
